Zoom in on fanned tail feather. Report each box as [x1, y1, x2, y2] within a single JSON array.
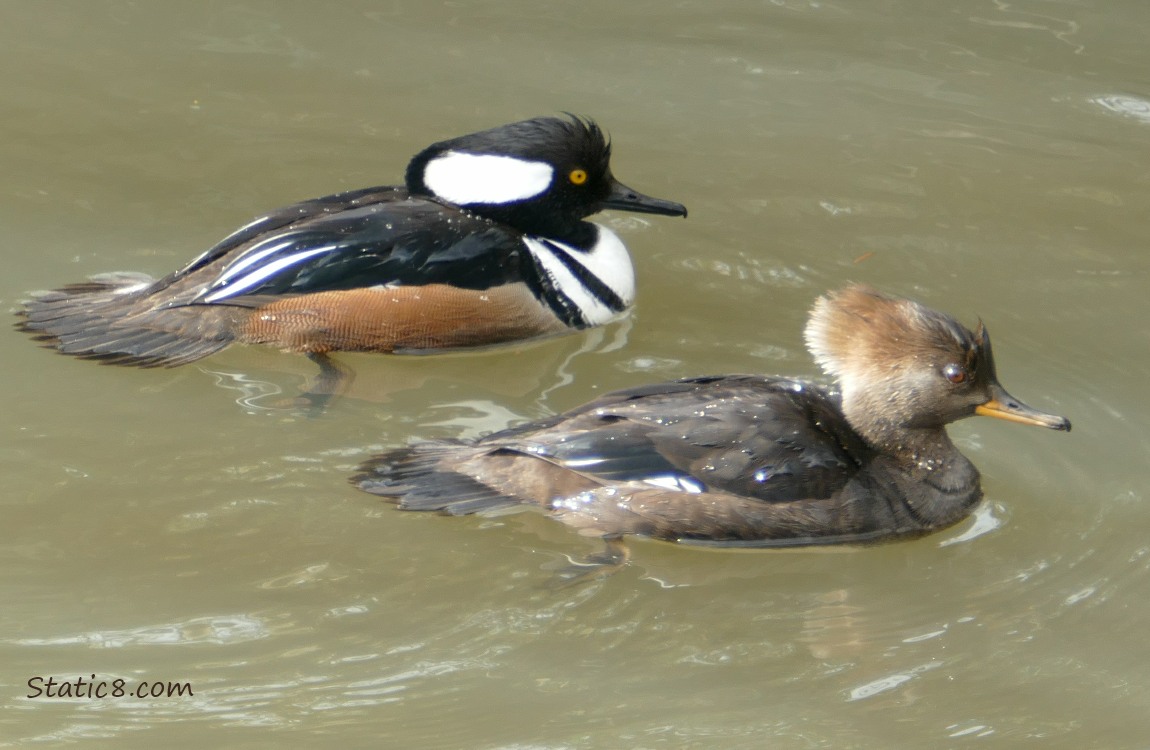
[[17, 272, 239, 368], [352, 442, 522, 516]]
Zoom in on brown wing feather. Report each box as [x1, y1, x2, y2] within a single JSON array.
[[18, 272, 242, 367]]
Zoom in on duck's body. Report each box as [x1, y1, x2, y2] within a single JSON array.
[[354, 286, 1070, 570], [356, 374, 982, 547], [18, 116, 685, 372]]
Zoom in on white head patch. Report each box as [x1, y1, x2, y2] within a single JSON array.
[[423, 151, 554, 205]]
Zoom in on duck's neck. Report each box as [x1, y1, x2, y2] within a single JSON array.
[[865, 425, 983, 532], [539, 219, 600, 249]]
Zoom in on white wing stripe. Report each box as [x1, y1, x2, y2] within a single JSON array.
[[200, 247, 333, 303], [213, 239, 299, 284], [643, 475, 705, 493]]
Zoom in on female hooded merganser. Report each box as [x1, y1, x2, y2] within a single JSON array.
[[353, 285, 1070, 578], [18, 115, 686, 402]]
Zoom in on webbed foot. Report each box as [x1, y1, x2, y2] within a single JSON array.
[[546, 537, 631, 590], [297, 352, 354, 416]]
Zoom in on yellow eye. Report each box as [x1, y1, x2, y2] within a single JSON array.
[[568, 169, 588, 185]]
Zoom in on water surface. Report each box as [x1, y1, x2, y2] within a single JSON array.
[[2, 1, 1148, 747]]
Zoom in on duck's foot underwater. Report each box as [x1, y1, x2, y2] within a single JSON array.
[[293, 352, 355, 416], [546, 536, 632, 590]]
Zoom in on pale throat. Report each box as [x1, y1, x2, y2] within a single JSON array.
[[838, 380, 956, 469]]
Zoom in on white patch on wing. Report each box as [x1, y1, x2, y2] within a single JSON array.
[[114, 282, 151, 295], [424, 151, 554, 205], [212, 239, 298, 284], [643, 475, 705, 493], [560, 457, 606, 468], [523, 227, 635, 326], [199, 246, 334, 302]]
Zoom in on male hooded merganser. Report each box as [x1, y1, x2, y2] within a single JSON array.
[[353, 285, 1070, 578], [18, 115, 686, 402]]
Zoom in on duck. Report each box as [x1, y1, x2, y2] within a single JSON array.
[[18, 115, 686, 405], [353, 284, 1070, 580]]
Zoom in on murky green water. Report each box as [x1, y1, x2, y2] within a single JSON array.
[[2, 1, 1147, 747]]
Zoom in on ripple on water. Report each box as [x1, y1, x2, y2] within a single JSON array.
[[11, 615, 268, 648], [1091, 94, 1150, 123]]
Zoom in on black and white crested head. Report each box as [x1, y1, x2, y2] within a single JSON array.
[[407, 115, 609, 207], [405, 115, 686, 239]]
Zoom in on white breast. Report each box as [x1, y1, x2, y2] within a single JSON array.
[[522, 225, 635, 326]]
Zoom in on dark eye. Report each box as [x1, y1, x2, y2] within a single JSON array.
[[942, 363, 967, 384], [568, 168, 588, 185]]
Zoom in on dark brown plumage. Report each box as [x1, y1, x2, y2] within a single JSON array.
[[353, 285, 1070, 578]]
